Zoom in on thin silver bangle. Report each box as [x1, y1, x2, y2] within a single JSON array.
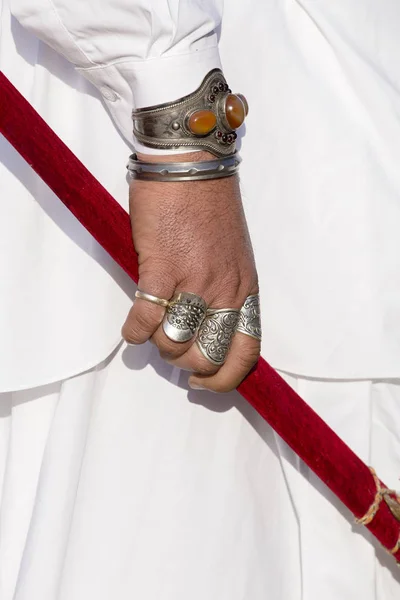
[[126, 153, 241, 182]]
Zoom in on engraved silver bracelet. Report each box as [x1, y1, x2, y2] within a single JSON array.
[[126, 153, 241, 182], [132, 69, 249, 158]]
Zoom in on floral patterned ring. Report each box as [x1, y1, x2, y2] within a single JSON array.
[[196, 308, 240, 366]]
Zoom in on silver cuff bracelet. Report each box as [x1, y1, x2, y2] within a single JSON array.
[[126, 153, 241, 182], [132, 69, 249, 158]]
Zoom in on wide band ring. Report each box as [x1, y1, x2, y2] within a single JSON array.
[[163, 292, 207, 343], [236, 294, 262, 341], [135, 290, 170, 308], [196, 308, 240, 366]]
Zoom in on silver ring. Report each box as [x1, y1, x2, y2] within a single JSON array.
[[135, 290, 170, 308], [163, 292, 207, 343], [236, 294, 262, 341], [196, 308, 240, 365]]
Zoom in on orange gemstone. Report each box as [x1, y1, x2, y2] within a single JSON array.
[[225, 94, 246, 129], [188, 110, 217, 135], [237, 93, 249, 116]]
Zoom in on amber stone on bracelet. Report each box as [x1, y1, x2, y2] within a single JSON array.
[[237, 93, 249, 116], [225, 94, 246, 129], [188, 110, 217, 135]]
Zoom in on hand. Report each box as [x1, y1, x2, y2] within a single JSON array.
[[122, 151, 260, 392]]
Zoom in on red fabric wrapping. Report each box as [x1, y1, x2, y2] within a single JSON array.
[[1, 71, 400, 561]]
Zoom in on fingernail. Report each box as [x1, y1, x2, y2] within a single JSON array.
[[189, 381, 206, 391]]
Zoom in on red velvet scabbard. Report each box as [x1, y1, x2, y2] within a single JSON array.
[[1, 70, 400, 561]]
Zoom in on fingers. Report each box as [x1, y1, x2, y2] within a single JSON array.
[[122, 265, 260, 392], [188, 329, 261, 393], [163, 308, 240, 375], [150, 290, 208, 360], [162, 339, 221, 375], [121, 272, 176, 345], [151, 278, 247, 368], [122, 300, 165, 345], [164, 286, 260, 386]]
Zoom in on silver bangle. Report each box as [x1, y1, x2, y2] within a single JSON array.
[[132, 69, 248, 158], [126, 153, 241, 182]]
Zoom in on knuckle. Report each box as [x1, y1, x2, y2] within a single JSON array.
[[208, 272, 241, 306], [159, 349, 181, 361], [208, 267, 258, 307], [139, 260, 183, 293], [235, 344, 261, 372], [122, 307, 163, 344], [192, 356, 219, 376], [158, 340, 185, 360], [220, 272, 242, 297], [179, 269, 212, 297], [134, 309, 159, 333], [238, 274, 258, 302], [122, 324, 143, 344]]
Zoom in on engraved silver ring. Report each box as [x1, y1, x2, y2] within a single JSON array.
[[236, 294, 262, 341], [163, 292, 207, 343], [196, 308, 240, 365]]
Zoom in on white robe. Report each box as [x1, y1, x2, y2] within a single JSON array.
[[1, 347, 400, 599], [2, 0, 400, 597]]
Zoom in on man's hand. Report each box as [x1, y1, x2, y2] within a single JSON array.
[[122, 152, 260, 392]]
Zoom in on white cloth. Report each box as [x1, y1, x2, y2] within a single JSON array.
[[9, 0, 223, 143], [2, 0, 400, 389], [0, 344, 400, 600], [0, 4, 133, 391], [0, 0, 222, 391], [2, 2, 400, 596]]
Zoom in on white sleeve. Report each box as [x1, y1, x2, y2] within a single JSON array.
[[10, 0, 223, 145]]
